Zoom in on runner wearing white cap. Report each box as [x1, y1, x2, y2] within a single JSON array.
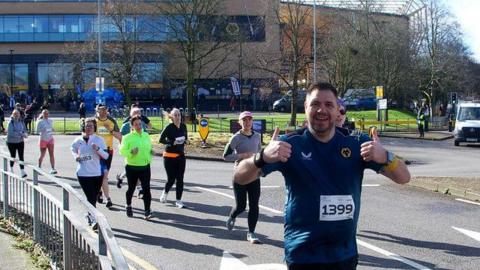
[[223, 111, 262, 243]]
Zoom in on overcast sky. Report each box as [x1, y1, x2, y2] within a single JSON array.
[[444, 0, 480, 62]]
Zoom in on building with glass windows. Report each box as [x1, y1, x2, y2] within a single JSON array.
[[0, 0, 280, 110]]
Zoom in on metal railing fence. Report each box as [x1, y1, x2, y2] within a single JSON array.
[[0, 153, 128, 270]]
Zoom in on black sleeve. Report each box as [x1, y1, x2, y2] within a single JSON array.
[[183, 124, 188, 141], [159, 124, 172, 145], [142, 115, 151, 125]]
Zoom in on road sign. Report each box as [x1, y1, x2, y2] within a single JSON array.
[[230, 77, 241, 96], [376, 86, 384, 99], [198, 118, 210, 144], [378, 99, 387, 109]]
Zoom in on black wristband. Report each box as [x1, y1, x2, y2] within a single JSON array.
[[253, 148, 266, 168]]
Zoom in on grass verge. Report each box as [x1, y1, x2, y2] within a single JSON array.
[[0, 217, 52, 270]]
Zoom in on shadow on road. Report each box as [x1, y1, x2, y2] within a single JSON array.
[[358, 254, 446, 269], [359, 230, 480, 266], [113, 227, 247, 260]]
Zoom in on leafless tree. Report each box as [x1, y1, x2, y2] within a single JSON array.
[[153, 0, 232, 112], [414, 0, 477, 113], [249, 1, 316, 126], [318, 7, 412, 104], [59, 0, 152, 106]]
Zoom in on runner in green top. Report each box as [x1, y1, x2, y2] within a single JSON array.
[[119, 116, 153, 220]]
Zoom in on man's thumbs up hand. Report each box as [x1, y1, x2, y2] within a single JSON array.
[[361, 126, 387, 163], [271, 126, 280, 141], [370, 126, 380, 142], [262, 127, 292, 163]]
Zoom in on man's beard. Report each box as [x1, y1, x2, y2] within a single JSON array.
[[309, 121, 334, 137]]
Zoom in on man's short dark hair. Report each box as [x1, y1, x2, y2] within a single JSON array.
[[307, 82, 338, 98]]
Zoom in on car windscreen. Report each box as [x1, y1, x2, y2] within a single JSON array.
[[458, 107, 480, 121]]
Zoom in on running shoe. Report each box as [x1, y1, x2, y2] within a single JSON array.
[[106, 198, 113, 208], [50, 169, 57, 175], [160, 191, 168, 203], [226, 217, 235, 231], [97, 192, 103, 204], [126, 205, 133, 217], [175, 200, 184, 208], [247, 232, 261, 244], [144, 210, 152, 220], [116, 173, 123, 189], [20, 169, 27, 178], [92, 222, 99, 231], [138, 189, 144, 199]]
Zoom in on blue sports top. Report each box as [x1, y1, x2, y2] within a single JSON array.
[[262, 128, 382, 264]]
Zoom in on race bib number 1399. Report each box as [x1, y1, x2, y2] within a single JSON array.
[[319, 195, 355, 221]]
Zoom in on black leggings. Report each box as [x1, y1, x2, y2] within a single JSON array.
[[7, 142, 25, 169], [163, 156, 186, 200], [288, 255, 358, 270], [229, 178, 261, 233], [78, 175, 103, 208], [125, 165, 151, 211]]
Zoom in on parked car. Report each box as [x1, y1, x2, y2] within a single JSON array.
[[343, 88, 377, 110], [453, 102, 480, 146], [272, 90, 306, 112]]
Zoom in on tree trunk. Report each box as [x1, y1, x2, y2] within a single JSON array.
[[186, 62, 195, 111], [123, 85, 131, 106], [290, 73, 298, 127]]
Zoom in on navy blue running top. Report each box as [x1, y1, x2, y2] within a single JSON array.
[[262, 128, 382, 264]]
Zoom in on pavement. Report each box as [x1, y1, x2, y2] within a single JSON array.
[[1, 129, 478, 269], [380, 130, 454, 140], [0, 227, 37, 270]]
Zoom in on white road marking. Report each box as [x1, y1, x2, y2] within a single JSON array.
[[220, 251, 247, 270], [197, 185, 432, 270], [195, 186, 283, 214], [220, 251, 286, 270], [452, 226, 480, 242], [357, 239, 432, 270], [363, 184, 381, 187], [455, 198, 480, 206], [196, 186, 234, 200]]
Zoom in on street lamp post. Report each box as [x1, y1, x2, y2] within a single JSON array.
[[97, 0, 102, 92], [9, 49, 14, 95], [10, 50, 15, 94]]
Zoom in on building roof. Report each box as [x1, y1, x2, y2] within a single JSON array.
[[283, 0, 426, 16]]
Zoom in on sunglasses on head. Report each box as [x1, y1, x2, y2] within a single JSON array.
[[340, 109, 346, 115]]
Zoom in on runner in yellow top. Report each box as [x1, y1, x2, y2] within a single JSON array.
[[95, 104, 121, 208]]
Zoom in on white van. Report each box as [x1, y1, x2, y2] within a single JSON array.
[[453, 102, 480, 146]]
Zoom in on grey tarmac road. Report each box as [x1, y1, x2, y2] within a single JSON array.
[[12, 135, 480, 270]]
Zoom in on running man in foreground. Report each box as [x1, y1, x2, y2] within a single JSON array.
[[234, 82, 410, 270]]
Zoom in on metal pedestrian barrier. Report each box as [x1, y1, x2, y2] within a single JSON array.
[[0, 153, 128, 270]]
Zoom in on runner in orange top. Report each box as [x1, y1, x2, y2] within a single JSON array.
[[95, 104, 121, 208]]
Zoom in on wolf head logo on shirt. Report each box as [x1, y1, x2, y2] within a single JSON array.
[[301, 151, 312, 160], [341, 147, 352, 158]]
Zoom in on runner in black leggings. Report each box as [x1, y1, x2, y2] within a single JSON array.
[[119, 116, 153, 220], [159, 108, 188, 208], [71, 118, 109, 230], [223, 111, 262, 244], [6, 109, 28, 178]]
